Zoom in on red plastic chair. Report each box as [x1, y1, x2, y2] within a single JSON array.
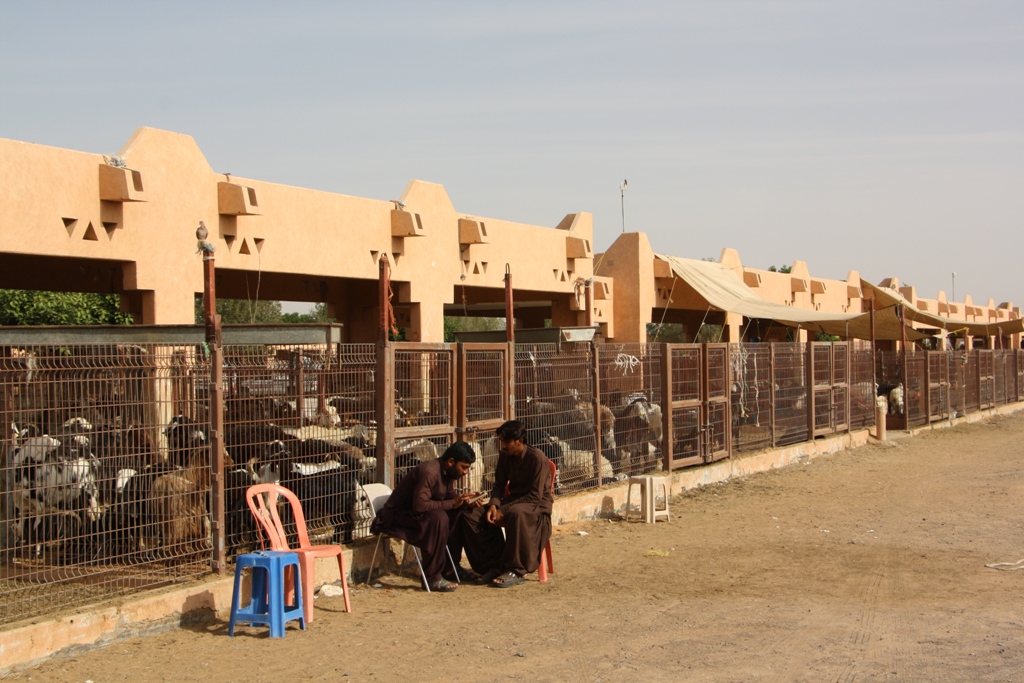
[[245, 484, 352, 621], [502, 459, 556, 582]]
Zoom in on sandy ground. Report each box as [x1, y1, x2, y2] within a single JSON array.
[[10, 412, 1024, 683]]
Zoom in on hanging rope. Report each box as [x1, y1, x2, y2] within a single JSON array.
[[651, 276, 679, 342], [385, 280, 398, 337], [694, 305, 713, 343]]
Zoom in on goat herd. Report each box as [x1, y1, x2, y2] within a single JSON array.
[[3, 388, 666, 570]]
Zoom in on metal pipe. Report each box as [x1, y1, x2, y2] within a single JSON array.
[[585, 279, 594, 329], [589, 341, 602, 487], [505, 264, 514, 344], [197, 221, 225, 575], [376, 254, 394, 486], [379, 254, 391, 344]]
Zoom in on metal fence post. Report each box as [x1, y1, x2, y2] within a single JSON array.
[[589, 341, 602, 486], [806, 341, 815, 439], [975, 351, 982, 413], [198, 222, 226, 576], [375, 255, 396, 486], [660, 343, 673, 472], [507, 341, 516, 420], [209, 345, 226, 575], [769, 344, 777, 448]]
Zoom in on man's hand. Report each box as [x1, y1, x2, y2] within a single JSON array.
[[451, 492, 476, 509], [486, 504, 504, 525]]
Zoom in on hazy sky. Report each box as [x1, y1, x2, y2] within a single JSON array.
[[2, 1, 1021, 308]]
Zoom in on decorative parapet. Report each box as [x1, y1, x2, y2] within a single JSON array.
[[218, 182, 261, 216], [99, 164, 146, 202]]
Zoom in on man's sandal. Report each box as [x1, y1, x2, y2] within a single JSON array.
[[475, 567, 503, 585], [444, 565, 480, 583], [491, 571, 525, 588], [428, 578, 458, 592]]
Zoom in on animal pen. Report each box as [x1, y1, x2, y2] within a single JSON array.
[[2, 325, 1022, 627]]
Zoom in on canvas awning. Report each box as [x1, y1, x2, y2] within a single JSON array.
[[657, 255, 860, 325], [863, 282, 1024, 338], [655, 254, 928, 341]]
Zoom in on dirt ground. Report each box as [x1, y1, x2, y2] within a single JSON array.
[[10, 412, 1024, 683]]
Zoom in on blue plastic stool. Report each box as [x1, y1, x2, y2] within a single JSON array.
[[229, 551, 306, 638]]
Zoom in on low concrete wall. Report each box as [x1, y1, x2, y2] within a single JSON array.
[[3, 411, 1019, 675], [552, 429, 871, 524]]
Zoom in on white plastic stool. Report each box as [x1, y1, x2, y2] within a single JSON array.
[[624, 475, 671, 523]]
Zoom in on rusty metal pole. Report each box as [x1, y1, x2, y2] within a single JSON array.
[[375, 255, 395, 487], [505, 264, 514, 344], [660, 343, 673, 472], [585, 279, 595, 329], [504, 265, 516, 421], [868, 302, 877, 434], [899, 303, 909, 430], [589, 341, 602, 487], [869, 301, 876, 355], [197, 222, 226, 576]]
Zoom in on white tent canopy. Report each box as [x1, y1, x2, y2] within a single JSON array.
[[655, 254, 929, 341]]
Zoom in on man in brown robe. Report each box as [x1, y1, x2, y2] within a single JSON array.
[[370, 441, 480, 592], [454, 420, 553, 587]]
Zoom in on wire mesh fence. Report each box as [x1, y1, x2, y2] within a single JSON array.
[[979, 350, 994, 409], [597, 343, 663, 478], [1, 342, 212, 627], [964, 352, 980, 413], [729, 344, 772, 454], [393, 347, 454, 489], [514, 343, 602, 494], [6, 332, 1022, 628], [221, 343, 376, 557], [772, 343, 810, 446], [906, 355, 927, 428], [849, 343, 875, 430], [927, 352, 949, 421]]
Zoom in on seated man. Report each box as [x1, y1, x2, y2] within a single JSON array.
[[455, 420, 553, 588], [370, 441, 480, 592]]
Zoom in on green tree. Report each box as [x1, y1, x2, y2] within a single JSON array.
[[281, 303, 333, 323], [767, 265, 793, 274], [443, 316, 506, 342], [194, 297, 283, 324], [0, 290, 132, 325]]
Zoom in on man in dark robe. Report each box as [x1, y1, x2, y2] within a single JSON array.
[[454, 419, 553, 588], [370, 441, 480, 592]]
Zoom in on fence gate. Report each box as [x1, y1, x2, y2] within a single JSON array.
[[978, 350, 995, 409], [454, 343, 511, 494], [1017, 350, 1024, 404], [457, 343, 512, 437], [387, 343, 457, 485], [664, 343, 730, 469], [811, 342, 849, 436], [926, 351, 949, 421]]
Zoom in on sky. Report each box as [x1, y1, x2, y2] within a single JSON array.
[[2, 1, 1022, 310]]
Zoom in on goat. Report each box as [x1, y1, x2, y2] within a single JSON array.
[[10, 435, 102, 559], [165, 415, 207, 469], [521, 392, 598, 464], [610, 393, 662, 475], [877, 383, 905, 415]]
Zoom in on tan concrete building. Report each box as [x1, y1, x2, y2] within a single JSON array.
[[0, 127, 612, 342], [0, 126, 1018, 347]]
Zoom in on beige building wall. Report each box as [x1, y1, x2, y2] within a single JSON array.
[[1, 127, 1018, 347], [0, 128, 611, 343]]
